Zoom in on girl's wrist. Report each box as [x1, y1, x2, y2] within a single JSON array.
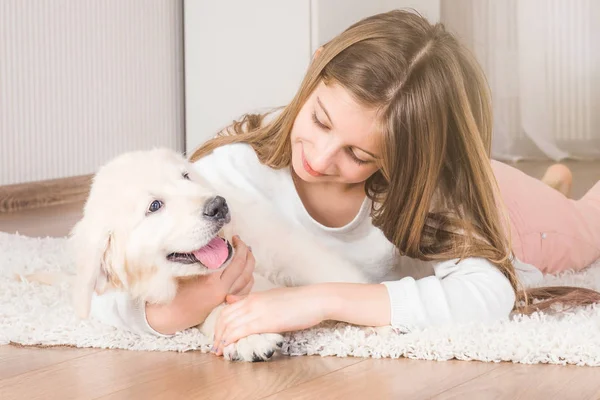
[[306, 283, 342, 322], [312, 283, 391, 327]]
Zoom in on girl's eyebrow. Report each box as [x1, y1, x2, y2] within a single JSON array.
[[316, 97, 334, 126]]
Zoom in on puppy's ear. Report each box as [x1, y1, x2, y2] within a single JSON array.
[[69, 219, 116, 319]]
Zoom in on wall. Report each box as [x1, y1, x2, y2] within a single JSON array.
[[184, 0, 440, 153], [312, 0, 440, 53], [0, 0, 185, 185]]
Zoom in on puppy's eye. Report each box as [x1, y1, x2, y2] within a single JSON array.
[[182, 172, 190, 180], [148, 200, 163, 213]]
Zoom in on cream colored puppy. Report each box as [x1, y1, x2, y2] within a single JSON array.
[[68, 148, 369, 362]]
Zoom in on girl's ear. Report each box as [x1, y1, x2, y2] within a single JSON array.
[[312, 46, 324, 62]]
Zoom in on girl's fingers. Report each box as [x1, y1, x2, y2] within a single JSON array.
[[219, 236, 248, 287], [226, 294, 245, 304], [212, 301, 249, 352], [237, 276, 254, 296], [215, 314, 259, 355], [228, 249, 255, 294]]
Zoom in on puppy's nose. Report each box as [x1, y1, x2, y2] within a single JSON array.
[[203, 196, 229, 221]]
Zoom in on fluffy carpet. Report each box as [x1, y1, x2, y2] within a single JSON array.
[[1, 231, 600, 366]]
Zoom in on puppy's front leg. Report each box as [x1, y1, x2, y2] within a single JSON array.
[[198, 274, 277, 341], [198, 297, 283, 362], [198, 303, 225, 343]]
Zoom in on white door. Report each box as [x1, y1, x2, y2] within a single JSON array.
[[183, 0, 311, 153]]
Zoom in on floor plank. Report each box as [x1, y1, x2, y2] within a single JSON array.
[[0, 345, 100, 380], [262, 358, 502, 400], [432, 362, 600, 400], [0, 200, 83, 237], [98, 355, 362, 400], [0, 348, 213, 400], [506, 160, 600, 200]]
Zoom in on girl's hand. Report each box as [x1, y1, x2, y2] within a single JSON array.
[[213, 235, 255, 297], [211, 286, 328, 355], [146, 235, 255, 335]]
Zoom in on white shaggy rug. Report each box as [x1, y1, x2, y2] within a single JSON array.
[[1, 231, 600, 366]]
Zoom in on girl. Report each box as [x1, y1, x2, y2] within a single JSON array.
[[90, 10, 600, 353]]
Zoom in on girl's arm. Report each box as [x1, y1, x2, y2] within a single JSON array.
[[211, 256, 525, 355], [319, 283, 391, 326], [291, 255, 516, 328], [326, 257, 519, 329]]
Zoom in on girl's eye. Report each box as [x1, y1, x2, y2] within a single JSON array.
[[311, 110, 369, 166], [182, 172, 190, 180], [311, 111, 330, 130], [148, 200, 163, 213], [346, 148, 368, 165]]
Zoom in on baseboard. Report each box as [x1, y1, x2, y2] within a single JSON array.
[[0, 175, 92, 213]]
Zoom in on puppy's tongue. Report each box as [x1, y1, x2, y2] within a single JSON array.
[[193, 238, 228, 269]]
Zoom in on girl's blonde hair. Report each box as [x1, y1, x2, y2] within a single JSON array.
[[190, 9, 600, 313]]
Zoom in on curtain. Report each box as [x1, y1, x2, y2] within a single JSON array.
[[441, 0, 600, 161]]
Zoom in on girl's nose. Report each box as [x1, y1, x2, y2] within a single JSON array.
[[310, 139, 338, 174]]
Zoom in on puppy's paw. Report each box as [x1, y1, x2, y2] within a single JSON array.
[[223, 333, 284, 362], [365, 325, 406, 337]]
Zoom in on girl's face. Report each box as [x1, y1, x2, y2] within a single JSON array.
[[290, 81, 382, 186]]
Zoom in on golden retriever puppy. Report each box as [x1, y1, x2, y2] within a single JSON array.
[[68, 148, 369, 362]]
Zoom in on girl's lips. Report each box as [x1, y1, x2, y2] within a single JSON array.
[[301, 147, 324, 177]]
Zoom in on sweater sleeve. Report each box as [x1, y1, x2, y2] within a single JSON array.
[[381, 257, 519, 330], [89, 291, 175, 337]]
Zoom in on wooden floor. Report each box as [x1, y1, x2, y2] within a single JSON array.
[[1, 160, 600, 400]]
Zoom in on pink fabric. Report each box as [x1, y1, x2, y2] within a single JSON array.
[[492, 160, 600, 274]]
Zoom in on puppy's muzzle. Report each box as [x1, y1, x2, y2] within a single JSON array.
[[204, 195, 230, 223]]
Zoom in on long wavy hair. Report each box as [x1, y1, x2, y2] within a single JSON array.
[[190, 9, 600, 313]]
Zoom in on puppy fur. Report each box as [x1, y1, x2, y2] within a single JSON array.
[[47, 148, 371, 361]]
